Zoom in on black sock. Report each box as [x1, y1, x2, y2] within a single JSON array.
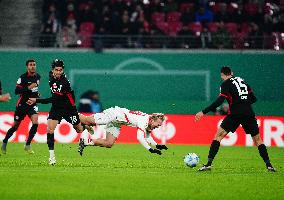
[[47, 133, 54, 150], [207, 140, 220, 166], [26, 124, 38, 145], [3, 126, 17, 143], [258, 144, 271, 167]]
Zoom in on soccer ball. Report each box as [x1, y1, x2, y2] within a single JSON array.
[[184, 153, 199, 167]]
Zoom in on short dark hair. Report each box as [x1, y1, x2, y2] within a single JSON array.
[[221, 66, 232, 75], [26, 59, 36, 66], [51, 59, 65, 69]]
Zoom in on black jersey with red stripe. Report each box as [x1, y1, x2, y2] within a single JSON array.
[[219, 76, 256, 115], [15, 72, 41, 107], [48, 72, 76, 110]]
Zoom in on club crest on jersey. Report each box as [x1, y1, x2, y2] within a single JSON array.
[[51, 83, 62, 93]]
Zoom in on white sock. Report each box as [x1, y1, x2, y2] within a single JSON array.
[[49, 150, 55, 158], [85, 139, 94, 146]]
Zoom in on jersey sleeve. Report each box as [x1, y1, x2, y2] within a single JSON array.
[[63, 75, 72, 93], [219, 81, 230, 98], [247, 84, 257, 104], [15, 76, 29, 95], [36, 97, 53, 104], [146, 133, 158, 146], [136, 128, 152, 150]]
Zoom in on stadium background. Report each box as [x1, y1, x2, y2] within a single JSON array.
[[0, 49, 283, 147], [0, 1, 284, 199]]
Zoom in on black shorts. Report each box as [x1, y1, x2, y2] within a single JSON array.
[[47, 107, 80, 125], [220, 114, 259, 136], [14, 104, 38, 121]]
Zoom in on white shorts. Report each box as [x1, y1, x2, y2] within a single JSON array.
[[93, 107, 126, 138], [105, 122, 121, 138]]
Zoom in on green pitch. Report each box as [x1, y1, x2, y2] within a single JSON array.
[[0, 143, 283, 200]]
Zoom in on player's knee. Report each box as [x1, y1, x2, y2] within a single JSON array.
[[47, 127, 55, 133], [214, 128, 227, 141], [252, 134, 263, 146], [105, 142, 114, 148]]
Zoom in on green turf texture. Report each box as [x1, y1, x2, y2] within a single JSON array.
[[0, 143, 283, 200]]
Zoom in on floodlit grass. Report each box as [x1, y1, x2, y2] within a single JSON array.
[[0, 143, 283, 200]]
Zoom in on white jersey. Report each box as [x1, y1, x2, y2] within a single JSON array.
[[94, 106, 149, 131], [93, 106, 157, 150]]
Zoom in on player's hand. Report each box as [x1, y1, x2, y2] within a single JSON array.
[[27, 98, 36, 105], [0, 93, 11, 102], [149, 148, 162, 155], [195, 111, 204, 122], [28, 83, 38, 90], [156, 145, 168, 150]]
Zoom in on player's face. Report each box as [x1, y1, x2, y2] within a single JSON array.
[[149, 118, 163, 130], [221, 73, 229, 81], [52, 66, 64, 79], [27, 62, 36, 74]]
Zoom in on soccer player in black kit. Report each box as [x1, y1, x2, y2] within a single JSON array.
[[195, 66, 276, 172], [1, 59, 40, 154], [27, 59, 89, 165]]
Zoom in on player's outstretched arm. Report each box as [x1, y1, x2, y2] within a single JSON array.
[[137, 130, 161, 155], [146, 134, 168, 150], [195, 111, 204, 121], [27, 97, 52, 105], [195, 96, 226, 122], [0, 93, 11, 102]]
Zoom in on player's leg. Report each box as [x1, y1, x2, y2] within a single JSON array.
[[78, 125, 119, 155], [199, 127, 228, 171], [199, 115, 239, 171], [80, 108, 117, 126], [1, 108, 24, 154], [47, 119, 58, 165], [242, 116, 276, 172], [25, 112, 39, 154], [78, 113, 96, 126]]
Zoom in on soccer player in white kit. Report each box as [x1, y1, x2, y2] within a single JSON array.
[[78, 106, 168, 155]]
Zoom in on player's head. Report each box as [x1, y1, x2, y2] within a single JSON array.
[[220, 66, 233, 81], [26, 59, 36, 74], [52, 59, 64, 69], [149, 113, 165, 129], [51, 59, 64, 79]]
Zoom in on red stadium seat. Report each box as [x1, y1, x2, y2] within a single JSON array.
[[168, 22, 182, 36], [225, 23, 238, 34], [240, 23, 251, 35], [180, 3, 195, 13], [79, 22, 95, 33], [245, 3, 258, 15], [151, 12, 165, 25], [188, 22, 202, 36], [167, 12, 181, 22], [78, 32, 92, 48], [210, 2, 221, 13], [156, 22, 168, 34], [208, 22, 219, 33]]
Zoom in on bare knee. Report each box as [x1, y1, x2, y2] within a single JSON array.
[[214, 127, 228, 142], [47, 127, 55, 134], [105, 142, 114, 148], [74, 124, 84, 133], [252, 134, 263, 146]]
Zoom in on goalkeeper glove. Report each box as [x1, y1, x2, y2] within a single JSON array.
[[156, 145, 168, 150], [149, 148, 162, 155]]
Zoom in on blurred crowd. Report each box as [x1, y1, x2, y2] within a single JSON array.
[[40, 0, 284, 49]]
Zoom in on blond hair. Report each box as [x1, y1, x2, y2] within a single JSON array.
[[150, 113, 165, 121]]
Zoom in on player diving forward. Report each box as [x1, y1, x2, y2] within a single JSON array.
[[78, 106, 168, 155]]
